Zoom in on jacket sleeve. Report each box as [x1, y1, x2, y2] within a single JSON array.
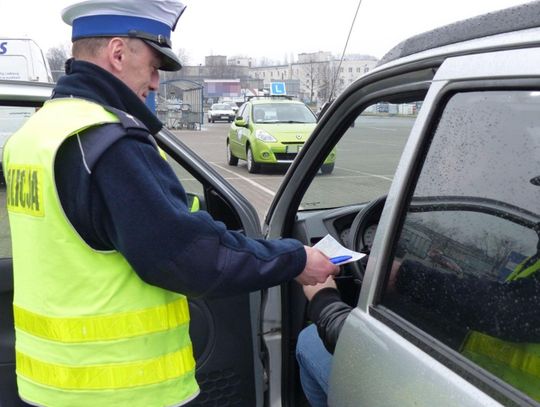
[[307, 288, 352, 354], [79, 135, 306, 298]]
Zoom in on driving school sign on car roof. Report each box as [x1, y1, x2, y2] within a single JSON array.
[[270, 82, 286, 95]]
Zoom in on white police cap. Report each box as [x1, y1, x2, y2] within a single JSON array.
[[62, 0, 186, 71]]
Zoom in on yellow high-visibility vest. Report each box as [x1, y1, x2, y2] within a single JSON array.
[[4, 97, 199, 407]]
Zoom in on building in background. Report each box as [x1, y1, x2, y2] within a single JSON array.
[[247, 52, 378, 106]]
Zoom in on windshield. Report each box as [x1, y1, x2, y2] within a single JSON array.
[[212, 104, 231, 110], [300, 101, 420, 210], [252, 103, 316, 124]]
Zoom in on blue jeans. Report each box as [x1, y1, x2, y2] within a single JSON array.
[[295, 324, 333, 407]]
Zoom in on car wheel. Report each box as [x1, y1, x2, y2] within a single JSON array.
[[227, 141, 238, 166], [321, 163, 334, 174], [246, 146, 260, 173]]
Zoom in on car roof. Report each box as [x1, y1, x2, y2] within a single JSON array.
[[0, 79, 54, 104], [378, 1, 540, 66]]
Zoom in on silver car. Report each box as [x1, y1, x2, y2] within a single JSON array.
[[263, 2, 540, 406]]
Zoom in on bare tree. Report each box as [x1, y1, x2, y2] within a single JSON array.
[[300, 58, 317, 104], [256, 56, 279, 67], [316, 63, 336, 102], [176, 48, 191, 66], [46, 44, 71, 80]]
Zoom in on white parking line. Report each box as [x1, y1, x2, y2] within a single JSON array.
[[365, 126, 397, 131], [211, 163, 276, 197], [335, 166, 394, 181], [341, 139, 402, 147]]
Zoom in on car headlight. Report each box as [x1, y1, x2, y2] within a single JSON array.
[[255, 129, 277, 142]]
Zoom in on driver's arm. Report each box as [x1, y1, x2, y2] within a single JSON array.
[[304, 278, 352, 354]]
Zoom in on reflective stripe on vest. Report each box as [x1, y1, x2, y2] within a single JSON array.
[[464, 331, 540, 378], [16, 346, 195, 390], [14, 297, 189, 342], [463, 257, 540, 401], [4, 98, 198, 406]]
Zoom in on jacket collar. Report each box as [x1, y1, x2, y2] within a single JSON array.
[[53, 58, 162, 135]]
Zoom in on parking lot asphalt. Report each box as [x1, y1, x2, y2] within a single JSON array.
[[171, 117, 411, 223], [171, 122, 288, 221]]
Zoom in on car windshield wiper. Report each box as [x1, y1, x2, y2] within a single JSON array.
[[280, 120, 308, 123]]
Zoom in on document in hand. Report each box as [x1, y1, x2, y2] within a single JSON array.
[[313, 234, 366, 265]]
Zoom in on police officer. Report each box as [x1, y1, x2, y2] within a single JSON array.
[[3, 1, 338, 406]]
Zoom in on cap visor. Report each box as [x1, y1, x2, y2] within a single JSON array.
[[144, 40, 182, 71]]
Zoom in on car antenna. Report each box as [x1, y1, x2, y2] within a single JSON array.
[[326, 0, 363, 110]]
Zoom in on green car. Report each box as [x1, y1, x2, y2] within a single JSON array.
[[226, 96, 336, 173]]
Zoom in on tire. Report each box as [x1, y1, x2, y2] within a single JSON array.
[[321, 162, 334, 174], [227, 141, 238, 166], [246, 146, 260, 173]]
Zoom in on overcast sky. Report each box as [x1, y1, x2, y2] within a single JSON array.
[[1, 0, 533, 65]]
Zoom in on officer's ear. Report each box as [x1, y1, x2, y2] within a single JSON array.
[[108, 38, 127, 70]]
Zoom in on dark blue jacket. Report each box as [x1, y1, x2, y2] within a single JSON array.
[[52, 60, 305, 298]]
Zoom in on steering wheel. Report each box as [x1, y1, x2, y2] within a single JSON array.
[[346, 195, 387, 282]]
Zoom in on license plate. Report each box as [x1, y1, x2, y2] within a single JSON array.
[[286, 145, 302, 153]]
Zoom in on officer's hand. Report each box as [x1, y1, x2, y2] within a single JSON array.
[[295, 246, 339, 286], [303, 275, 337, 301]]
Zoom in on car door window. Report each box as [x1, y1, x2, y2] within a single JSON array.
[[164, 153, 205, 199], [382, 90, 540, 401], [300, 101, 422, 210]]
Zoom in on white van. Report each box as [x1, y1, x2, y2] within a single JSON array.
[[0, 38, 53, 83], [0, 39, 54, 185]]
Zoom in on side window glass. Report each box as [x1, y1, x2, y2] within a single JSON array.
[[383, 91, 540, 401], [237, 103, 247, 119], [301, 101, 423, 210], [162, 152, 205, 209], [240, 103, 251, 123]]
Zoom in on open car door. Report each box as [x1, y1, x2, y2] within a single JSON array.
[[262, 10, 540, 405], [0, 89, 265, 406]]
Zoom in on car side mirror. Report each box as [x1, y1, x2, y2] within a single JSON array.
[[234, 117, 247, 127]]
